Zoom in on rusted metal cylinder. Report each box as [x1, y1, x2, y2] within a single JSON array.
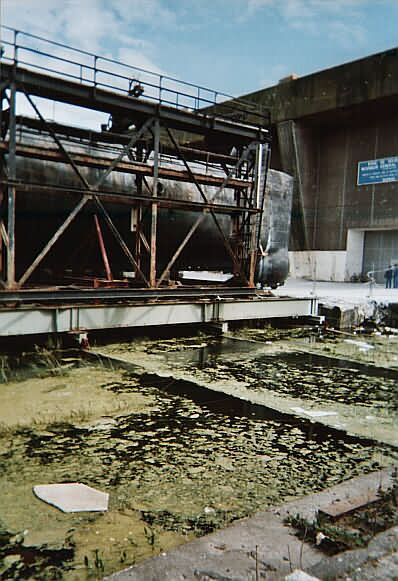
[[5, 148, 293, 288]]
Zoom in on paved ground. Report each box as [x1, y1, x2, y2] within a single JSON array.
[[274, 277, 398, 307], [273, 277, 398, 328]]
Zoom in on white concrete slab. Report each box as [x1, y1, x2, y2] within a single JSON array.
[[285, 571, 320, 581], [33, 483, 109, 513], [290, 406, 338, 418], [179, 270, 234, 282]]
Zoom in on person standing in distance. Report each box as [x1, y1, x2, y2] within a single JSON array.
[[393, 264, 398, 289], [385, 265, 393, 288]]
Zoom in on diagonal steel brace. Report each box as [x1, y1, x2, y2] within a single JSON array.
[[24, 91, 91, 190], [157, 211, 207, 285], [24, 90, 151, 285], [166, 127, 247, 284], [18, 194, 90, 286]]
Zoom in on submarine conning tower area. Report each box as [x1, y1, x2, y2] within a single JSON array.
[[0, 26, 316, 338]]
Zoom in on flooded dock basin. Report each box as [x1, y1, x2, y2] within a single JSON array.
[[0, 326, 397, 579]]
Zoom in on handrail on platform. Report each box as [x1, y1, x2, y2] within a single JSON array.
[[0, 25, 270, 128]]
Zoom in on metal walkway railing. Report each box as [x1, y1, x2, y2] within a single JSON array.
[[0, 26, 269, 128]]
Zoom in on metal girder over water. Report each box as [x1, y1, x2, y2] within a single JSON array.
[[0, 26, 271, 295], [0, 296, 317, 336]]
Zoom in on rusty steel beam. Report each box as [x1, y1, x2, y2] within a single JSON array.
[[139, 230, 151, 253], [150, 119, 160, 287], [94, 214, 113, 281], [93, 117, 155, 190], [18, 195, 91, 287], [0, 142, 250, 189], [92, 196, 149, 286], [157, 211, 206, 286], [248, 144, 263, 286], [6, 81, 17, 289], [24, 92, 92, 191], [166, 127, 248, 285], [0, 220, 9, 249], [1, 179, 260, 215], [15, 116, 240, 165]]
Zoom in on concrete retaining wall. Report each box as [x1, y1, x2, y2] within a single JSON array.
[[289, 251, 347, 281]]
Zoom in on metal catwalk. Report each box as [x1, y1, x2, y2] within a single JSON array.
[[0, 27, 311, 336]]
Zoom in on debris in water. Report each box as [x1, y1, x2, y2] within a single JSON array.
[[384, 327, 398, 334], [33, 483, 109, 513], [204, 507, 215, 514]]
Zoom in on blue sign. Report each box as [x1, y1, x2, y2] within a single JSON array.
[[358, 156, 398, 186]]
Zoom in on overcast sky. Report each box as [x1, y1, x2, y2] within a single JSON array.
[[2, 0, 398, 127]]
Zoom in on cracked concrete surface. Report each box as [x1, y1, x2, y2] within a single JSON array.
[[104, 469, 397, 581]]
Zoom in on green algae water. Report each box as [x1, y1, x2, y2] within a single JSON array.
[[0, 342, 397, 579]]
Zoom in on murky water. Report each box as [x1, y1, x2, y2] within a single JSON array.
[[1, 333, 398, 579], [191, 350, 398, 410], [234, 324, 398, 368], [128, 332, 398, 411]]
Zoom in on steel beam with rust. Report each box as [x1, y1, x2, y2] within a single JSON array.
[[0, 142, 250, 189], [0, 179, 260, 215], [150, 119, 160, 287], [0, 296, 316, 336], [6, 82, 17, 290], [16, 116, 241, 166]]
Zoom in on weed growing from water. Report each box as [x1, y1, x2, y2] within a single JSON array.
[[286, 513, 367, 555], [0, 347, 82, 384], [0, 422, 14, 437], [0, 355, 10, 382], [93, 548, 105, 572], [144, 526, 156, 552]]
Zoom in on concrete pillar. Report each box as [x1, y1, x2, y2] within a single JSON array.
[[345, 229, 365, 281], [276, 120, 318, 253]]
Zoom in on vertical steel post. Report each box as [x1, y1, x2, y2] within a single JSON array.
[[134, 164, 143, 273], [7, 81, 16, 289], [133, 205, 142, 271], [248, 143, 263, 287], [150, 118, 160, 287]]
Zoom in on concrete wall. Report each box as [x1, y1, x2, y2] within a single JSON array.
[[314, 117, 398, 250], [231, 47, 398, 282], [346, 230, 365, 280], [289, 251, 347, 281], [276, 114, 398, 256], [239, 47, 398, 125]]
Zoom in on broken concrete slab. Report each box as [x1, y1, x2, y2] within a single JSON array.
[[309, 526, 398, 580], [33, 483, 109, 513], [318, 489, 381, 519], [103, 469, 396, 581], [285, 571, 320, 581]]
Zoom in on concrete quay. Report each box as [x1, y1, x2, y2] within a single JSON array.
[[104, 468, 398, 581], [274, 277, 398, 328]]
